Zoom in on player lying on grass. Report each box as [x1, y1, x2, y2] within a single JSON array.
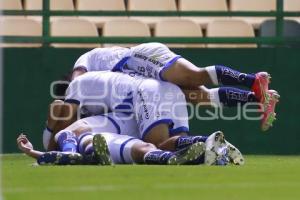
[[70, 42, 279, 131], [17, 113, 233, 166], [45, 72, 244, 165]]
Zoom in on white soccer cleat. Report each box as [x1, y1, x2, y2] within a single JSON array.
[[225, 141, 245, 165], [204, 131, 226, 165]]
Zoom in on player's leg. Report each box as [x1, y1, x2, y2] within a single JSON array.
[[123, 43, 270, 94], [37, 129, 84, 165], [77, 132, 106, 164], [183, 87, 280, 131], [143, 123, 172, 147], [158, 134, 208, 151], [164, 62, 276, 125], [183, 86, 259, 108], [163, 61, 266, 89], [78, 114, 125, 164], [43, 100, 79, 151], [158, 131, 244, 165], [39, 118, 101, 166], [93, 133, 205, 165]]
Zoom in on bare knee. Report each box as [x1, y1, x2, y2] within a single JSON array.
[[131, 142, 157, 163], [136, 143, 157, 153], [143, 123, 170, 147]]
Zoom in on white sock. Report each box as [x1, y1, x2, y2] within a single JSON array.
[[121, 139, 138, 164], [205, 66, 219, 85], [209, 88, 222, 107]]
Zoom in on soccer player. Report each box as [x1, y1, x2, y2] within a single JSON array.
[[45, 71, 244, 165], [70, 43, 279, 131], [17, 113, 210, 165]]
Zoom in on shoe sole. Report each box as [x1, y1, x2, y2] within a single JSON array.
[[262, 91, 280, 131], [93, 134, 112, 165], [226, 142, 245, 165], [168, 142, 205, 165], [204, 131, 226, 165], [38, 152, 83, 165], [64, 153, 83, 165], [257, 72, 271, 111]]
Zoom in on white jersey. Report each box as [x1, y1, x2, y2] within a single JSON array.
[[73, 47, 129, 72], [65, 71, 144, 115], [65, 71, 189, 139], [73, 43, 181, 81]]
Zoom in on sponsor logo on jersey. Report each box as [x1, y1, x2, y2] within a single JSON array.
[[138, 91, 150, 119]]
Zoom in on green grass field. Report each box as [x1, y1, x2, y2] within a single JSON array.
[[2, 154, 300, 200]]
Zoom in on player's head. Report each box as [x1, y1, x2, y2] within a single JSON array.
[[53, 71, 72, 100]]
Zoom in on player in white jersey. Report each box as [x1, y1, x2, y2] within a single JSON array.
[[17, 113, 207, 165], [71, 43, 279, 131], [45, 71, 244, 165], [49, 71, 189, 148]]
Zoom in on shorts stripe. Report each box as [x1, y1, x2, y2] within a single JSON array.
[[169, 126, 189, 136], [120, 138, 136, 164], [64, 99, 80, 105], [159, 55, 182, 81], [102, 115, 121, 135], [141, 119, 173, 140], [77, 132, 93, 153], [112, 56, 130, 72]]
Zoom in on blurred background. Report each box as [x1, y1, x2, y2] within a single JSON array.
[[0, 0, 299, 154]]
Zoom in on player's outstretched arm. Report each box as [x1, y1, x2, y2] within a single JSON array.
[[17, 134, 44, 159]]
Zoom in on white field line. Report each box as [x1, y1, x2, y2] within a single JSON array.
[[3, 181, 299, 194]]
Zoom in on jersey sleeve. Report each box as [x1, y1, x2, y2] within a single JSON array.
[[73, 50, 93, 72], [64, 80, 81, 105]]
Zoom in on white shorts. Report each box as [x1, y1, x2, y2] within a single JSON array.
[[98, 132, 141, 164], [80, 113, 139, 138], [76, 113, 141, 164], [112, 43, 181, 81], [134, 79, 189, 140]]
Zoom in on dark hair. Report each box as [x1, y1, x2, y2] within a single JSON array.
[[53, 71, 72, 100]]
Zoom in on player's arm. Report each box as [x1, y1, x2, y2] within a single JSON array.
[[17, 134, 44, 159], [72, 67, 87, 80], [45, 102, 78, 151], [46, 79, 81, 150], [72, 50, 93, 80]]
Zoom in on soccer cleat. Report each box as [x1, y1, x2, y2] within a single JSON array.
[[225, 141, 245, 165], [261, 90, 280, 131], [204, 131, 227, 165], [251, 72, 271, 111], [37, 151, 83, 165], [215, 152, 230, 166], [92, 134, 112, 165], [167, 142, 205, 165]]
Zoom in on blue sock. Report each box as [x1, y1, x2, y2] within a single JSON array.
[[57, 131, 78, 153], [215, 65, 255, 88], [77, 133, 97, 164], [218, 87, 258, 107], [81, 143, 98, 164], [144, 150, 174, 165], [175, 136, 208, 150], [84, 143, 94, 156]]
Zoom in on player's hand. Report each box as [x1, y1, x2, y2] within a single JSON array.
[[17, 133, 33, 153]]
